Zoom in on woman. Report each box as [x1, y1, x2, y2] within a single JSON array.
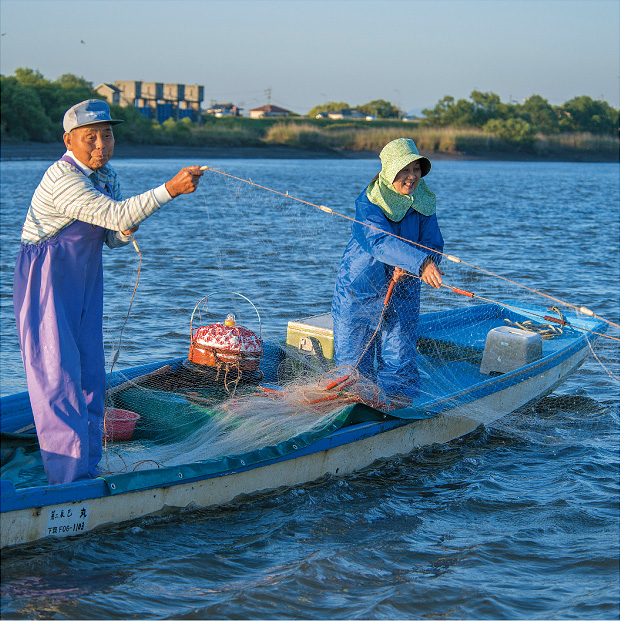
[[332, 138, 444, 407]]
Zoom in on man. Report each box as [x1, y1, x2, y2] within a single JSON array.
[[13, 99, 204, 485]]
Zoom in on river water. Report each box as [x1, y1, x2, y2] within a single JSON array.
[[1, 157, 618, 620]]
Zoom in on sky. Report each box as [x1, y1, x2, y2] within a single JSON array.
[[1, 0, 618, 115]]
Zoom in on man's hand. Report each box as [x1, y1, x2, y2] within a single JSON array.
[[165, 166, 204, 198], [122, 225, 139, 236]]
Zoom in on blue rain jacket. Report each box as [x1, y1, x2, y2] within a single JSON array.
[[332, 188, 444, 397]]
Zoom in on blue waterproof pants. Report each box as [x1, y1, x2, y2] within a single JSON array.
[[333, 290, 421, 398], [13, 220, 107, 484]]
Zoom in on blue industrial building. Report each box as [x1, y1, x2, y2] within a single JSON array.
[[96, 81, 204, 123]]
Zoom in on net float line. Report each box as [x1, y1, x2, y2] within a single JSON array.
[[430, 276, 618, 342], [200, 165, 619, 334]]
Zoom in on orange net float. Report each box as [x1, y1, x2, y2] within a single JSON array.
[[543, 315, 568, 326], [452, 287, 475, 298], [188, 292, 263, 373], [324, 374, 350, 390]]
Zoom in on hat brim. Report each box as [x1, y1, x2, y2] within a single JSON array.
[[387, 153, 431, 183], [66, 119, 124, 132]]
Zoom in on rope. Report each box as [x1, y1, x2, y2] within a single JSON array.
[[503, 319, 564, 340], [200, 165, 620, 337], [353, 277, 397, 370]]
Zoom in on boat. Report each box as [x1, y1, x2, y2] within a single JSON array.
[[0, 302, 606, 549]]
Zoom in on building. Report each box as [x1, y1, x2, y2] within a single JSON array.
[[327, 109, 364, 120], [95, 83, 121, 106], [95, 81, 204, 123], [248, 104, 293, 119], [205, 102, 243, 117]]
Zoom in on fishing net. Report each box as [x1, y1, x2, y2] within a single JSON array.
[[91, 160, 619, 482]]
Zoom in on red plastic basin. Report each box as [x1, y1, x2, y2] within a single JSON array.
[[103, 408, 141, 441]]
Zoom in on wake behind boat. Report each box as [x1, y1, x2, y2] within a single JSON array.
[[0, 301, 605, 549]]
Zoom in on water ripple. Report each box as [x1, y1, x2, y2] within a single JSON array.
[[1, 159, 618, 620]]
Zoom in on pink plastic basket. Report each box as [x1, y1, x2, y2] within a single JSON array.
[[103, 408, 141, 441]]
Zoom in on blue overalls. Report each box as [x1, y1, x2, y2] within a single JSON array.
[[13, 156, 113, 484]]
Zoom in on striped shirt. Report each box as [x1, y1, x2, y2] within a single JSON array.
[[20, 152, 172, 246]]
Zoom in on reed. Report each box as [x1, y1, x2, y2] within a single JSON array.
[[338, 127, 473, 153], [264, 124, 505, 154], [534, 132, 619, 157], [262, 124, 618, 159], [263, 122, 501, 153], [191, 125, 263, 147], [263, 123, 336, 150]]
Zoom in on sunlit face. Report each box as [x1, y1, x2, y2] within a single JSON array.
[[392, 160, 422, 196], [63, 123, 115, 169]]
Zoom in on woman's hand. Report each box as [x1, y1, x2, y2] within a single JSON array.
[[393, 267, 409, 282], [421, 261, 443, 289]]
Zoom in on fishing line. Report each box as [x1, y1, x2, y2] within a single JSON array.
[[103, 232, 142, 465], [586, 338, 620, 383], [199, 165, 619, 337], [353, 277, 397, 371], [104, 232, 142, 384]]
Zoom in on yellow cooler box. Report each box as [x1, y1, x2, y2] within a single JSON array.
[[286, 313, 334, 360]]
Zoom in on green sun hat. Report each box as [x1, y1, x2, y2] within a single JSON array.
[[380, 138, 431, 183], [367, 138, 436, 221]]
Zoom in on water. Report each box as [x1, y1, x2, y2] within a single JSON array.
[[1, 158, 618, 619]]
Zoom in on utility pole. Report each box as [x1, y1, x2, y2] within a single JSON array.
[[265, 87, 272, 107]]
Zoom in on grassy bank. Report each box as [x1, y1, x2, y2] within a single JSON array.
[[261, 121, 619, 160], [2, 117, 617, 162], [128, 116, 618, 161]]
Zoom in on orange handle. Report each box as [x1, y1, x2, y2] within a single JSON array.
[[260, 386, 285, 396], [384, 278, 397, 306], [338, 378, 357, 390]]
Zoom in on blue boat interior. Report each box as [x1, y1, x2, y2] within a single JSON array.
[[1, 303, 601, 497]]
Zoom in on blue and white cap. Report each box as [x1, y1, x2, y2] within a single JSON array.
[[63, 99, 123, 133]]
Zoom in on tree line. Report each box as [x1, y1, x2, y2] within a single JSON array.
[[420, 91, 618, 142], [1, 68, 98, 142], [307, 99, 401, 119], [1, 68, 618, 146], [312, 91, 618, 142]]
